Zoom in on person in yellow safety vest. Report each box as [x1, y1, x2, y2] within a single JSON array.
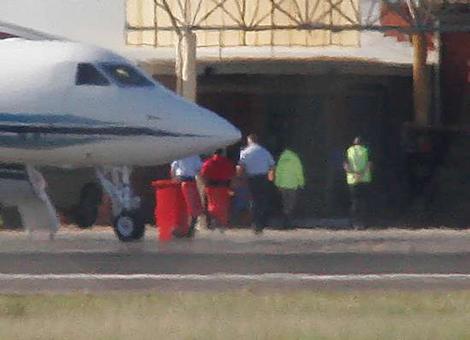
[[274, 145, 305, 229], [343, 136, 372, 228]]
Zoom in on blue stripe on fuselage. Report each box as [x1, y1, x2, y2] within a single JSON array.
[[0, 124, 198, 137], [0, 113, 204, 149], [0, 135, 101, 149], [0, 113, 111, 126]]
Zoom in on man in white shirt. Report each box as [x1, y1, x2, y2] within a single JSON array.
[[170, 155, 203, 181], [238, 134, 275, 234], [170, 155, 203, 237]]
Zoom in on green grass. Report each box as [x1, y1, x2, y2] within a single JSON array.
[[0, 290, 470, 339]]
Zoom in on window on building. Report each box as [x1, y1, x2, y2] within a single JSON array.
[[100, 63, 154, 87], [75, 63, 110, 86]]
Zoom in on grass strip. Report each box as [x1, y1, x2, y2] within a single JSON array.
[[0, 290, 469, 339]]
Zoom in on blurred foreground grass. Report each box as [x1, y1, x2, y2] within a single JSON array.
[[1, 290, 470, 339]]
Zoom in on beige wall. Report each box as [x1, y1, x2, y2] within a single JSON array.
[[126, 0, 360, 47]]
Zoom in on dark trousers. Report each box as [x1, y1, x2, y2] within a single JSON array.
[[349, 183, 370, 226], [248, 175, 271, 231], [279, 188, 298, 217]]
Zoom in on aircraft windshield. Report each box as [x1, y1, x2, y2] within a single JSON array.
[[100, 64, 154, 88], [76, 63, 110, 86]]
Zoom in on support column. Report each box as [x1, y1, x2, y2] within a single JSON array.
[[412, 33, 431, 126], [176, 30, 197, 102], [433, 26, 442, 125]]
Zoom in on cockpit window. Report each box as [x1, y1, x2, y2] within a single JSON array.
[[99, 63, 154, 87], [75, 63, 110, 86]]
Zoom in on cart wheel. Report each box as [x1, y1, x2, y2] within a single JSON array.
[[113, 210, 145, 242]]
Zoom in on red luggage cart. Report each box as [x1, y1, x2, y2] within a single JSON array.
[[152, 180, 189, 241]]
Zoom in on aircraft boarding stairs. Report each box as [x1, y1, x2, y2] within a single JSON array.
[[0, 164, 59, 236]]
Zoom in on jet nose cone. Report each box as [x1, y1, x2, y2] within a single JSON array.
[[168, 100, 241, 149], [208, 116, 241, 146], [148, 87, 241, 154]]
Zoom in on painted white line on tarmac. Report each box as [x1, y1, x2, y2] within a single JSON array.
[[0, 273, 470, 281]]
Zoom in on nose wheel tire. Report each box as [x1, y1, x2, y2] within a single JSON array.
[[113, 210, 145, 242]]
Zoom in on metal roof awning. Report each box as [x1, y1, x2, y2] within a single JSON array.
[[138, 55, 414, 76]]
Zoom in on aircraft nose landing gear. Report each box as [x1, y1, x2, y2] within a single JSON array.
[[114, 210, 145, 242], [96, 167, 145, 242]]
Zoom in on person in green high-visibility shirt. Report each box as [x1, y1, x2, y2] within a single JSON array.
[[275, 143, 305, 229], [343, 137, 372, 228]]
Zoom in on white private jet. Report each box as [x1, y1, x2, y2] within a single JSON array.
[[0, 26, 240, 241]]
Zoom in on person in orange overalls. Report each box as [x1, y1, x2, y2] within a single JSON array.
[[200, 149, 236, 231]]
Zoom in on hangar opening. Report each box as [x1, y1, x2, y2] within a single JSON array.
[[126, 58, 414, 225], [121, 0, 470, 227]]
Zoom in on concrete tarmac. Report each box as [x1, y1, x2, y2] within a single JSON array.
[[1, 226, 470, 292]]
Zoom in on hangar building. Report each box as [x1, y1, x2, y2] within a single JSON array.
[[124, 0, 427, 223]]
